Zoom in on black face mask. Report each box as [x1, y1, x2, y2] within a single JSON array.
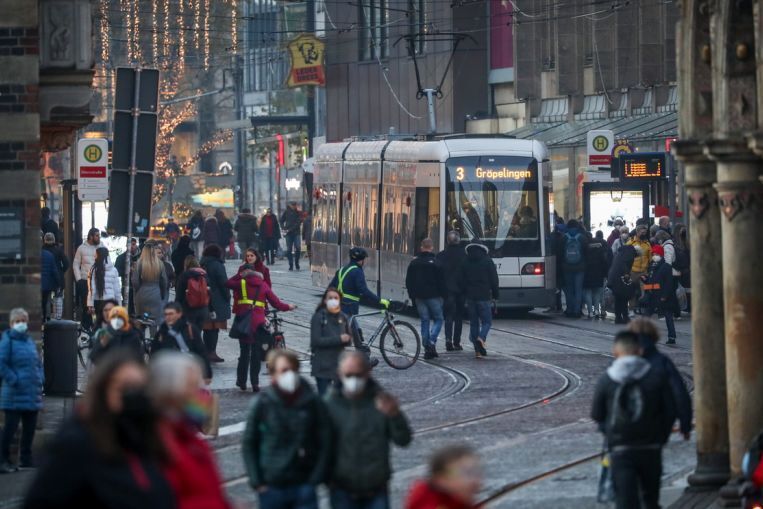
[[115, 388, 156, 452]]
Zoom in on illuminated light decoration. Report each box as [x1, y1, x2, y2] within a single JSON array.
[[230, 0, 238, 54], [178, 0, 185, 70], [285, 178, 301, 190], [133, 0, 142, 63], [162, 0, 170, 61], [179, 130, 235, 172], [120, 0, 133, 61], [194, 0, 201, 51], [151, 0, 158, 63], [191, 189, 235, 208], [203, 0, 210, 69], [276, 133, 286, 168], [99, 0, 110, 64]]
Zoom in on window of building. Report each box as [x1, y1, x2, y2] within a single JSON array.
[[359, 0, 387, 60]]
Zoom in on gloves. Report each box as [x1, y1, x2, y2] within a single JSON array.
[[380, 299, 390, 309]]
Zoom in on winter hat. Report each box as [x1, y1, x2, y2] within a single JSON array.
[[652, 245, 664, 257]]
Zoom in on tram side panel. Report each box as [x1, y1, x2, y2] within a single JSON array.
[[311, 150, 344, 289]]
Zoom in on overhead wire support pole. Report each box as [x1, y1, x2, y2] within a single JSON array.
[[124, 67, 142, 311]]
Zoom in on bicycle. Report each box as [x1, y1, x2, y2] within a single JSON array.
[[134, 312, 156, 362], [265, 309, 287, 350], [77, 325, 93, 370], [349, 301, 421, 370]]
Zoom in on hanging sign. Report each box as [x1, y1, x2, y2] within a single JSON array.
[[587, 130, 614, 168], [77, 138, 109, 201], [286, 34, 326, 88]]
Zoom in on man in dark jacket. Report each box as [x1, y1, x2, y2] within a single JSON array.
[[607, 245, 637, 324], [458, 242, 498, 358], [116, 238, 140, 315], [325, 352, 412, 509], [436, 231, 467, 351], [41, 206, 60, 244], [583, 231, 610, 319], [641, 245, 676, 344], [42, 232, 69, 314], [235, 208, 259, 254], [560, 220, 588, 318], [406, 238, 447, 359], [243, 350, 330, 509], [259, 208, 281, 265], [590, 331, 675, 509], [280, 202, 303, 271], [151, 302, 212, 381], [41, 246, 58, 321]]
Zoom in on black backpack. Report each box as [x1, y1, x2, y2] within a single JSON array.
[[608, 379, 646, 438], [673, 246, 689, 273]]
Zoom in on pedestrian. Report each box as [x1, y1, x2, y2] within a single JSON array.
[[436, 231, 466, 351], [606, 219, 625, 247], [200, 244, 231, 363], [610, 226, 630, 256], [88, 247, 122, 320], [149, 353, 231, 509], [175, 256, 209, 330], [0, 309, 42, 473], [171, 235, 194, 278], [259, 208, 281, 265], [188, 210, 205, 259], [115, 237, 140, 285], [640, 244, 677, 344], [405, 445, 482, 509], [654, 229, 681, 319], [242, 350, 330, 509], [607, 244, 637, 324], [73, 227, 104, 330], [40, 240, 58, 322], [132, 241, 169, 334], [551, 218, 567, 312], [242, 248, 271, 287], [157, 243, 176, 288], [406, 238, 447, 359], [40, 206, 60, 244], [673, 224, 691, 313], [203, 215, 220, 250], [42, 232, 68, 319], [458, 241, 498, 358], [90, 298, 118, 338], [164, 216, 181, 251], [627, 318, 692, 441], [215, 209, 234, 259], [627, 224, 652, 310], [280, 201, 303, 271], [151, 302, 212, 383], [583, 231, 610, 320], [235, 208, 260, 254], [561, 219, 588, 318], [90, 305, 145, 365], [657, 215, 672, 236], [23, 352, 175, 508], [227, 264, 295, 392], [590, 331, 675, 509], [325, 351, 412, 509], [310, 288, 352, 395]]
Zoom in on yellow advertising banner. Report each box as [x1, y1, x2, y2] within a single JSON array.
[[286, 34, 325, 88]]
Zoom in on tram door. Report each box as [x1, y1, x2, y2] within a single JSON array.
[[583, 182, 650, 233]]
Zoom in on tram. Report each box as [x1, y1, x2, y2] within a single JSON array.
[[310, 135, 556, 309]]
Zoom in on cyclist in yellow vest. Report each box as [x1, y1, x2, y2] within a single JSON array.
[[329, 248, 390, 355]]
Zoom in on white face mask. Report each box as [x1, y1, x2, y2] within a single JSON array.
[[110, 318, 125, 330], [342, 376, 367, 396], [12, 322, 27, 334], [276, 370, 299, 394], [325, 298, 341, 311], [652, 255, 662, 263]]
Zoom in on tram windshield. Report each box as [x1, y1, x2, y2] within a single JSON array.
[[446, 156, 542, 257]]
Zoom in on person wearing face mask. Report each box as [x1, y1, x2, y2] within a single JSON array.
[[89, 306, 144, 365], [151, 302, 213, 383], [324, 351, 412, 509], [310, 287, 352, 395], [640, 244, 677, 344], [0, 309, 43, 473], [23, 352, 175, 508], [626, 224, 652, 310], [610, 226, 631, 256], [149, 353, 231, 509], [405, 446, 482, 509], [242, 350, 330, 509]]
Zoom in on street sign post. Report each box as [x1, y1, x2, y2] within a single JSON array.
[[587, 130, 614, 168], [76, 138, 109, 202]]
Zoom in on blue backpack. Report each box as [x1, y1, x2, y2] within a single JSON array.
[[564, 232, 583, 265]]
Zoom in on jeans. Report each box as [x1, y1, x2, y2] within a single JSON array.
[[657, 302, 677, 339], [583, 286, 604, 316], [330, 488, 389, 509], [285, 233, 301, 269], [563, 271, 584, 316], [610, 448, 662, 509], [443, 294, 465, 345], [467, 300, 492, 343], [237, 338, 264, 389], [258, 484, 318, 509], [1, 410, 37, 465], [315, 377, 334, 396], [416, 298, 444, 346], [614, 294, 629, 323]]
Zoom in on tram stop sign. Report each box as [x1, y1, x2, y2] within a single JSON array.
[[587, 130, 614, 169], [77, 138, 109, 201]]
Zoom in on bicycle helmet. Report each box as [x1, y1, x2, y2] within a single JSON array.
[[349, 247, 368, 261]]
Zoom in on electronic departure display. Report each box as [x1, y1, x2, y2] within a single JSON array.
[[448, 156, 538, 183], [620, 153, 666, 180]]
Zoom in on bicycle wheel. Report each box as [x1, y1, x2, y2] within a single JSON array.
[[379, 319, 421, 369]]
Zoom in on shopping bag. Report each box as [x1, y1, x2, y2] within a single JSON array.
[[229, 310, 252, 340], [597, 451, 615, 503]]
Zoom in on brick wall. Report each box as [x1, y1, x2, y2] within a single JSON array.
[[0, 0, 41, 332]]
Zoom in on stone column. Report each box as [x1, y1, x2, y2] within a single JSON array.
[[673, 140, 729, 488], [706, 139, 763, 477]]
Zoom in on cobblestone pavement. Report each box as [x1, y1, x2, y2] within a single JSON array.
[[0, 257, 696, 508]]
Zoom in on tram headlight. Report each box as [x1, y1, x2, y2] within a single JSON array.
[[521, 262, 545, 275]]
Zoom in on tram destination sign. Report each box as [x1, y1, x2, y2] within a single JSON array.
[[453, 165, 537, 182], [619, 152, 666, 180]]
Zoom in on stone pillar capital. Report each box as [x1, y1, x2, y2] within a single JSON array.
[[747, 134, 763, 157], [704, 138, 760, 163], [672, 139, 710, 163]]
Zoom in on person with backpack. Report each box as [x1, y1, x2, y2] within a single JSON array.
[[583, 231, 611, 320], [175, 256, 210, 330], [654, 230, 682, 319], [590, 331, 676, 509], [560, 220, 588, 318], [640, 245, 677, 344], [151, 302, 212, 382]]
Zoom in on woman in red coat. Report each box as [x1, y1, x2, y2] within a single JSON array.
[[149, 352, 231, 509], [405, 445, 482, 509], [241, 248, 271, 287], [226, 264, 295, 392]]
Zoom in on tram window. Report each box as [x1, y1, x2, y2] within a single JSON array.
[[414, 187, 440, 251]]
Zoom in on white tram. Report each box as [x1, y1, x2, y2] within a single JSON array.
[[310, 135, 556, 309]]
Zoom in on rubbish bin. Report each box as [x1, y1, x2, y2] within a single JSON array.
[[43, 320, 79, 396]]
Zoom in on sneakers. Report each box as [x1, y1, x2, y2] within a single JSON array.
[[666, 337, 676, 345], [0, 462, 17, 474]]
